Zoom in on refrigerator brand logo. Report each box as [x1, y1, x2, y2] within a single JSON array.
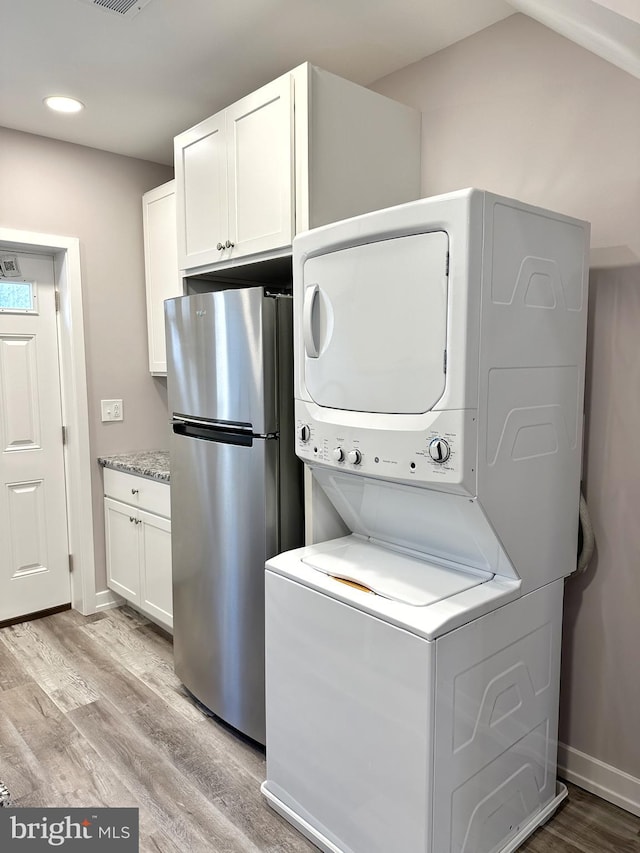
[[196, 309, 207, 317], [0, 808, 138, 850]]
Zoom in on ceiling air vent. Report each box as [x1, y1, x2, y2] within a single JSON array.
[[77, 0, 153, 18]]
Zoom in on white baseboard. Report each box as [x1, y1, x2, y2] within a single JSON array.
[[558, 742, 640, 817], [94, 589, 123, 612]]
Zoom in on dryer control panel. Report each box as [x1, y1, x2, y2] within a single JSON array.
[[295, 403, 477, 495]]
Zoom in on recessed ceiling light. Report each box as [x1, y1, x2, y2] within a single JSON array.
[[44, 96, 85, 114]]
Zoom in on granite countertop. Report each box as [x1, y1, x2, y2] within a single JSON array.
[[98, 450, 170, 482]]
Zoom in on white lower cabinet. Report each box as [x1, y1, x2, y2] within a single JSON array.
[[104, 472, 172, 631]]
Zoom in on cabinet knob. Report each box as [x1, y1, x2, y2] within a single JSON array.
[[225, 240, 235, 249], [131, 488, 139, 495], [216, 242, 224, 250]]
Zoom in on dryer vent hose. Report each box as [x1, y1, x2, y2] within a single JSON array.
[[576, 490, 595, 575]]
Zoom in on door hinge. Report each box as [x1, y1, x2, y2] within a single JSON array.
[[445, 252, 450, 277], [443, 349, 447, 374], [62, 425, 67, 445], [55, 290, 61, 312], [68, 554, 74, 573]]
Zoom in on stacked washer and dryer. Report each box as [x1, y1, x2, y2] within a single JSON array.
[[261, 189, 589, 853]]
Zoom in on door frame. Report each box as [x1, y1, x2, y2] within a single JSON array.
[[0, 227, 96, 615]]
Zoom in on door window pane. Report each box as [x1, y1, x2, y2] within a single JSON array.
[[0, 281, 35, 312]]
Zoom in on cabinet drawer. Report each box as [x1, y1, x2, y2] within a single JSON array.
[[103, 468, 170, 518]]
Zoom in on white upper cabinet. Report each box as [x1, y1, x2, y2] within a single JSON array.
[[175, 75, 292, 270], [176, 111, 228, 268], [142, 180, 182, 374], [227, 75, 293, 259], [175, 63, 421, 274]]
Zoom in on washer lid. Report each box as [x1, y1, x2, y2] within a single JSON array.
[[301, 537, 486, 607]]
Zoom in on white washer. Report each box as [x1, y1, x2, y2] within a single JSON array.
[[262, 190, 589, 853]]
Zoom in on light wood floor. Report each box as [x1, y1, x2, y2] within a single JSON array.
[[0, 607, 638, 852]]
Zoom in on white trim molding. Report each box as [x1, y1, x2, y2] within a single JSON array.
[[0, 227, 97, 615], [558, 742, 640, 817], [94, 589, 123, 612]]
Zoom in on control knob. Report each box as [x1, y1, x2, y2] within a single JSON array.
[[428, 437, 451, 463], [347, 449, 362, 465], [332, 447, 345, 462], [297, 424, 311, 443]]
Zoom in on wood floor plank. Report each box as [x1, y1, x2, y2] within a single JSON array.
[[124, 692, 316, 853], [520, 831, 584, 852], [0, 635, 34, 691], [68, 699, 268, 853], [41, 610, 263, 788], [0, 693, 52, 801], [38, 608, 109, 630], [143, 830, 190, 853], [129, 697, 266, 796], [0, 682, 134, 809], [0, 620, 99, 712], [131, 618, 175, 665], [11, 784, 68, 809], [78, 610, 204, 723], [519, 803, 584, 852], [532, 785, 640, 853], [125, 699, 313, 850], [211, 786, 317, 853], [32, 610, 170, 716]]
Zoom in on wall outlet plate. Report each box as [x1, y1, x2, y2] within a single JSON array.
[[101, 399, 123, 422]]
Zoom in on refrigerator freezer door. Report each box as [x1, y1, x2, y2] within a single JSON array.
[[166, 287, 277, 434], [171, 429, 278, 745]]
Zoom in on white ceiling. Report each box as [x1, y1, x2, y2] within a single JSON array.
[[1, 0, 638, 166]]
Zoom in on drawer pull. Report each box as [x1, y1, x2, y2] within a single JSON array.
[[131, 488, 139, 495]]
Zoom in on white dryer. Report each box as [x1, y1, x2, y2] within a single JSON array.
[[262, 189, 589, 853]]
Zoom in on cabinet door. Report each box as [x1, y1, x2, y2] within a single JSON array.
[[104, 498, 140, 602], [138, 509, 172, 631], [175, 111, 228, 270], [226, 74, 294, 259], [143, 180, 181, 374]]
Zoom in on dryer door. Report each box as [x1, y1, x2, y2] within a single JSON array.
[[301, 231, 449, 414]]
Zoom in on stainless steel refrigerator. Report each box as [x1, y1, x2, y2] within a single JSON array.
[[165, 286, 302, 745]]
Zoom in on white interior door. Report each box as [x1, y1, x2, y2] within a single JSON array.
[[0, 252, 70, 621]]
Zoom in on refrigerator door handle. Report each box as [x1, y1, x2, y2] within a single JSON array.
[[172, 419, 254, 446], [171, 414, 252, 431]]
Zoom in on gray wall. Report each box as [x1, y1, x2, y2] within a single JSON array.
[[372, 14, 640, 781], [0, 127, 173, 590]]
